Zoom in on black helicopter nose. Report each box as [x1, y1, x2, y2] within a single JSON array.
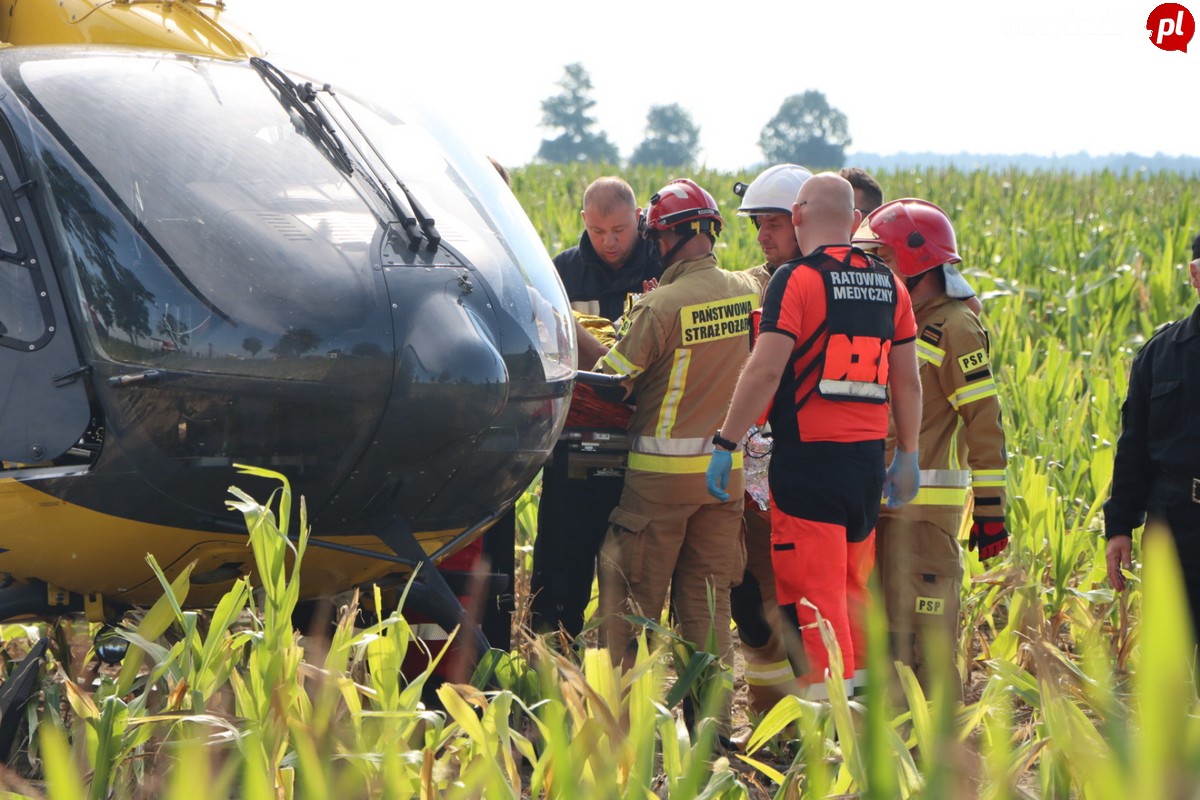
[[388, 271, 509, 454], [309, 259, 568, 534]]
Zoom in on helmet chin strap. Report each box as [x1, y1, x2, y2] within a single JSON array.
[[661, 230, 695, 267], [904, 270, 932, 292]]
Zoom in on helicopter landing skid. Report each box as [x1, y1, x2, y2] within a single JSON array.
[[376, 517, 492, 670], [0, 637, 48, 760]]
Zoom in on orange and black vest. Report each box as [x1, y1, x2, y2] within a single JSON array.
[[765, 247, 899, 446]]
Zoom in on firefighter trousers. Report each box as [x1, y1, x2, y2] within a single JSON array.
[[875, 516, 965, 701], [599, 481, 745, 668]]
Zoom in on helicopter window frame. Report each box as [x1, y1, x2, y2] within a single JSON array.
[[0, 190, 19, 256], [0, 111, 54, 352]]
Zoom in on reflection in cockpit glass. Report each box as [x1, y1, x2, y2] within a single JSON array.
[[0, 208, 17, 254], [0, 263, 42, 343], [15, 53, 572, 382], [20, 55, 384, 375]]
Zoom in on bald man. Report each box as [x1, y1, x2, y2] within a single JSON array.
[[707, 173, 922, 698]]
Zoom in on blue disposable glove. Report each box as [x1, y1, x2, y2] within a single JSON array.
[[706, 449, 733, 501], [883, 449, 920, 508]]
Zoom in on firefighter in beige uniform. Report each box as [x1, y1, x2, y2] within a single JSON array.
[[853, 199, 1008, 697], [730, 164, 812, 713], [596, 179, 759, 678]]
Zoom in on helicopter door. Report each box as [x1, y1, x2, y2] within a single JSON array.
[[0, 144, 90, 465]]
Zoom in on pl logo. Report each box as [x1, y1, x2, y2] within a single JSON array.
[[1147, 3, 1195, 52]]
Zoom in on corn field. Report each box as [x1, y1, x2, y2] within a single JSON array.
[[1, 164, 1198, 798]]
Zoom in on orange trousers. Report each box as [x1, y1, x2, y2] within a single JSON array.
[[770, 509, 874, 685]]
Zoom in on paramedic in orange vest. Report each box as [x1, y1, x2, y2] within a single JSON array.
[[730, 163, 812, 712], [595, 179, 759, 680], [853, 199, 1008, 699], [706, 172, 922, 697]]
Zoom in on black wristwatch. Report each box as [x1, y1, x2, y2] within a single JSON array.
[[712, 431, 737, 452]]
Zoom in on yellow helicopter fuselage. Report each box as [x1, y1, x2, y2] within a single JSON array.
[[0, 4, 571, 633], [0, 0, 257, 58]]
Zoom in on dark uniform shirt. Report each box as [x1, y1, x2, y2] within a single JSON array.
[[1104, 304, 1200, 538], [554, 233, 661, 322], [531, 232, 659, 637]]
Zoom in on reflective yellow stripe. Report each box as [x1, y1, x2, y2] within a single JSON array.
[[655, 349, 691, 438], [906, 486, 969, 506], [744, 659, 795, 686], [917, 339, 945, 366], [627, 451, 743, 474], [599, 348, 641, 378], [957, 384, 998, 406], [632, 435, 711, 456], [919, 469, 969, 487], [972, 469, 1006, 488], [949, 379, 997, 409]]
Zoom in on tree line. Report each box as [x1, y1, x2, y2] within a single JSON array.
[[537, 63, 851, 170]]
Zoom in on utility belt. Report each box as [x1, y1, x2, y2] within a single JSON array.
[[1152, 472, 1200, 505]]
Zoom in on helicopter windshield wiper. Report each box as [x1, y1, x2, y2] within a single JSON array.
[[250, 58, 439, 252], [395, 175, 441, 251], [325, 92, 442, 251], [250, 57, 354, 176], [374, 174, 424, 249], [250, 59, 424, 248], [333, 138, 424, 250]]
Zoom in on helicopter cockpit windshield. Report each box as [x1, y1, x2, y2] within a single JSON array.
[[0, 47, 576, 627], [6, 50, 571, 383]]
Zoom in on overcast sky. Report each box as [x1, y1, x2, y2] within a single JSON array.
[[231, 0, 1196, 172]]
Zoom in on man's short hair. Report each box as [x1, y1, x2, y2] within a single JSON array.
[[839, 167, 884, 214], [583, 177, 637, 216], [1192, 231, 1200, 261]]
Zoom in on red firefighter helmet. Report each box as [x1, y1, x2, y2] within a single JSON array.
[[852, 198, 961, 277], [640, 178, 723, 239]]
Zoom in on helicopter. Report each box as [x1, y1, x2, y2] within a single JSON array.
[[0, 0, 580, 675]]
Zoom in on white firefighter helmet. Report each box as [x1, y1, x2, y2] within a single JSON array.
[[736, 164, 814, 216]]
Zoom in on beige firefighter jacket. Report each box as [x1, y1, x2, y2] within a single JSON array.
[[746, 261, 773, 295], [597, 252, 760, 503], [882, 294, 1007, 531]]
